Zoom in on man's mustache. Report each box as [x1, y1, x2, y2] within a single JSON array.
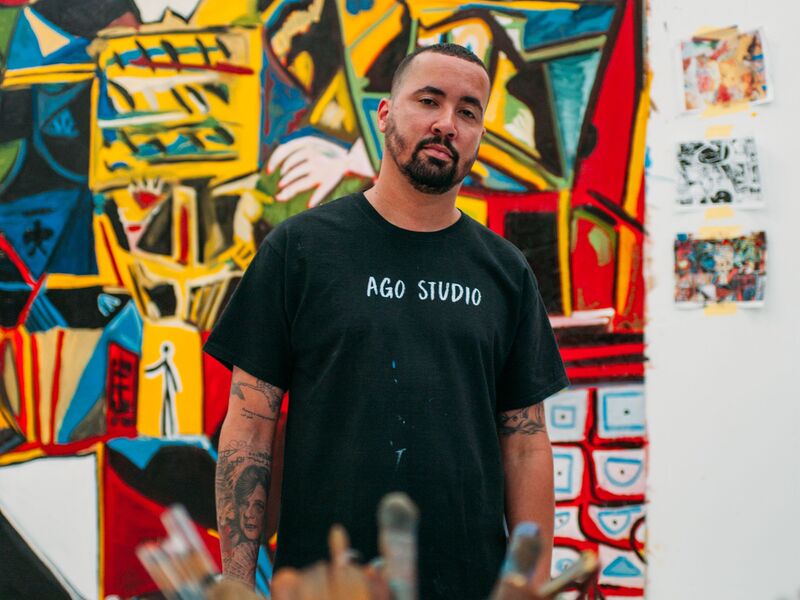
[[413, 136, 459, 162]]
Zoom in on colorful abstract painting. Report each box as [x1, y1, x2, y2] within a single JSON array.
[[677, 137, 762, 209], [680, 27, 770, 112], [674, 232, 767, 306], [0, 0, 648, 597]]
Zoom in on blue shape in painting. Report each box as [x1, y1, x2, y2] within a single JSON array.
[[107, 436, 212, 470], [600, 388, 646, 433], [0, 188, 97, 279], [551, 405, 577, 429], [25, 291, 67, 333], [520, 5, 615, 49], [264, 65, 310, 147], [360, 96, 383, 163], [603, 457, 644, 488], [255, 546, 273, 595], [7, 8, 90, 70], [596, 506, 643, 536], [554, 510, 572, 531], [549, 52, 601, 177], [42, 109, 79, 139], [553, 452, 575, 494], [602, 556, 642, 578], [34, 82, 90, 183], [58, 303, 143, 443], [98, 294, 122, 317], [554, 558, 575, 574], [346, 0, 374, 14]]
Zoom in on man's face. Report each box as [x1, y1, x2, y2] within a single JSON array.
[[379, 52, 490, 194]]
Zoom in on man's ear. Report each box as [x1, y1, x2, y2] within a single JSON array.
[[376, 97, 390, 133]]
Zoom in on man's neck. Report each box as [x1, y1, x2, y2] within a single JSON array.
[[364, 168, 461, 232]]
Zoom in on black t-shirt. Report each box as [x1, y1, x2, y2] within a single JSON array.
[[205, 192, 568, 599]]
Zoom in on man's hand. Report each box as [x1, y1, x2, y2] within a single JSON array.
[[271, 525, 391, 600]]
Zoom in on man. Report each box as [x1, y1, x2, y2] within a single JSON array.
[[205, 43, 569, 599]]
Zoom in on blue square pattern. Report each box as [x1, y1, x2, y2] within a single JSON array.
[[553, 452, 576, 494], [550, 405, 577, 429], [599, 388, 645, 434]]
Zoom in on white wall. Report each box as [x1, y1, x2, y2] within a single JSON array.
[[645, 1, 800, 599]]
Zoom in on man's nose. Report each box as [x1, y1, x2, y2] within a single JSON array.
[[432, 109, 457, 139]]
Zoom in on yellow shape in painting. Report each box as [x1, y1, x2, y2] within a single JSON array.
[[456, 196, 487, 225], [310, 71, 357, 134], [192, 0, 257, 27], [289, 51, 314, 91], [615, 226, 637, 317], [412, 0, 579, 23], [477, 142, 550, 190], [337, 0, 399, 47], [138, 322, 203, 437], [24, 7, 70, 57], [557, 189, 572, 316], [267, 0, 325, 62], [348, 3, 404, 79], [623, 71, 650, 217], [54, 330, 104, 443], [91, 28, 262, 190]]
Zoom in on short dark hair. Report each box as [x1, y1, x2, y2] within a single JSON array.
[[390, 43, 488, 97]]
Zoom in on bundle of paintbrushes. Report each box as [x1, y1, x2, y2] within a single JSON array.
[[136, 504, 228, 600], [490, 523, 599, 600]]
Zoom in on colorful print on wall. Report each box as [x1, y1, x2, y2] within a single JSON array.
[[680, 26, 771, 112], [0, 0, 648, 597], [677, 137, 762, 209], [674, 231, 767, 306]]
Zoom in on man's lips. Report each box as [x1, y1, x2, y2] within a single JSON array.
[[422, 144, 453, 160]]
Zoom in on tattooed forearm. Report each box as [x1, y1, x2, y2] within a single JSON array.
[[498, 403, 546, 437], [215, 439, 272, 586], [231, 379, 283, 412], [240, 407, 276, 422]]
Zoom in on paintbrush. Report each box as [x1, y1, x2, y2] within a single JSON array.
[[378, 492, 419, 600]]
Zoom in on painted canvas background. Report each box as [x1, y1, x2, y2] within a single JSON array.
[[0, 0, 648, 597]]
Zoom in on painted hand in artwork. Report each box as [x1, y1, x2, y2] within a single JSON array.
[[267, 137, 375, 208]]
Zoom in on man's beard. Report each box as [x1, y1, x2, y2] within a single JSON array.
[[384, 117, 475, 194]]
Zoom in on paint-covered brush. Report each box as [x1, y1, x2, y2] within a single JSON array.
[[500, 522, 542, 586], [536, 550, 598, 598], [377, 492, 419, 600], [161, 504, 219, 589]]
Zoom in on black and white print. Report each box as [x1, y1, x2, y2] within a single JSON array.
[[676, 137, 762, 208]]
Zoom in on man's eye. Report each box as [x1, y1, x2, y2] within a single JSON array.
[[461, 109, 476, 119], [420, 98, 436, 105]]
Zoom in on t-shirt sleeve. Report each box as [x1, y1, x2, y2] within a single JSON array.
[[203, 236, 292, 390], [496, 267, 569, 413]]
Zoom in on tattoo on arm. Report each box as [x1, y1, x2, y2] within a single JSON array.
[[231, 379, 283, 413], [498, 403, 546, 437], [215, 439, 273, 585]]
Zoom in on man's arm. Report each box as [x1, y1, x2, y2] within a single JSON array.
[[498, 402, 555, 589], [215, 366, 283, 587]]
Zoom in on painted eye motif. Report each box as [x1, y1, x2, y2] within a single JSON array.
[[552, 447, 583, 501], [592, 449, 646, 497], [554, 510, 571, 530], [603, 457, 644, 488]]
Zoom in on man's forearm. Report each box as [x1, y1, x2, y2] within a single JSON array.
[[499, 403, 555, 589], [215, 368, 283, 586], [215, 436, 272, 585]]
